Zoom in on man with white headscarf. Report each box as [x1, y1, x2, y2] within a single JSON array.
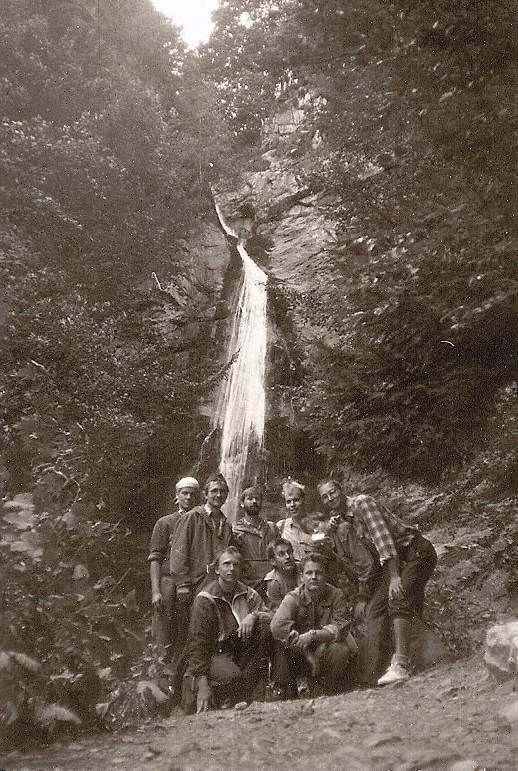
[[148, 476, 200, 659]]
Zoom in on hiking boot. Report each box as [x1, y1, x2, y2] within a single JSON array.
[[377, 657, 410, 686]]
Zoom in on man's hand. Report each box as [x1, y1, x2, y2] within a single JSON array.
[[354, 600, 367, 621], [388, 575, 405, 600], [238, 613, 256, 640], [196, 676, 212, 713], [293, 631, 314, 651], [151, 592, 163, 612], [176, 585, 191, 603], [328, 514, 341, 532]]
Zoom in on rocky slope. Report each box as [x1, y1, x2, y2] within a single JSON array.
[[3, 653, 517, 771]]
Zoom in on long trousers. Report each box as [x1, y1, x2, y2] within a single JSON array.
[[357, 532, 437, 685]]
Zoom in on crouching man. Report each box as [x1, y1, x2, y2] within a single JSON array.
[[270, 552, 357, 697], [182, 547, 272, 714]]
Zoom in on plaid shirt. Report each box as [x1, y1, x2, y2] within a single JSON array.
[[346, 495, 416, 565]]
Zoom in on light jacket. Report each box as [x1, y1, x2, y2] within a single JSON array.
[[270, 583, 350, 644]]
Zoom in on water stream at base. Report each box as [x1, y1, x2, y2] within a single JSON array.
[[212, 202, 268, 522]]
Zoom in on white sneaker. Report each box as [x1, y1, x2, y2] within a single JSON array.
[[377, 659, 410, 686]]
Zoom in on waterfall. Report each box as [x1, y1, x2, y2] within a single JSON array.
[[212, 202, 268, 522]]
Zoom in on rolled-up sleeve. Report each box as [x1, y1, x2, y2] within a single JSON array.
[[354, 496, 398, 565], [148, 518, 167, 563]]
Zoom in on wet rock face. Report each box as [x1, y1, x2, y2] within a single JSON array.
[[484, 621, 518, 681], [142, 219, 233, 351], [233, 152, 339, 294]]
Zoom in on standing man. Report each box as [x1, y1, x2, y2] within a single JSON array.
[[270, 552, 357, 696], [318, 479, 437, 685], [232, 485, 279, 596], [148, 476, 200, 658], [182, 547, 272, 713], [170, 472, 235, 603]]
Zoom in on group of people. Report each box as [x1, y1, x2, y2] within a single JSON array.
[[148, 473, 437, 714]]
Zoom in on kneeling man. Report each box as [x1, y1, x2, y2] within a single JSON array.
[[270, 552, 357, 696], [182, 547, 272, 713]]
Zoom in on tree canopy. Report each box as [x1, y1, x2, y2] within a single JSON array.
[[200, 0, 518, 481]]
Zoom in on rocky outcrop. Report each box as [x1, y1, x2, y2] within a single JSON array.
[[141, 217, 234, 351], [484, 621, 518, 682]]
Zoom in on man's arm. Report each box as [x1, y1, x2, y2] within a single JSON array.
[[184, 595, 218, 711], [270, 592, 298, 643], [354, 496, 398, 565], [323, 586, 351, 640], [354, 496, 405, 601], [149, 560, 163, 609], [149, 518, 168, 608]]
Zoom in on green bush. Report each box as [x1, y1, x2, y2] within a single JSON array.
[[1, 493, 148, 742]]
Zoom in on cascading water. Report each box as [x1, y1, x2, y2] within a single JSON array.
[[213, 202, 268, 522]]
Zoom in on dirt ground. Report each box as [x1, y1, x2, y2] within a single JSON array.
[[2, 652, 517, 771]]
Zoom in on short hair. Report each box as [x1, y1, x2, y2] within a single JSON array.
[[317, 478, 342, 494], [210, 545, 243, 574], [266, 538, 294, 562], [204, 472, 229, 493], [301, 552, 329, 574], [240, 484, 263, 502], [281, 478, 305, 498]]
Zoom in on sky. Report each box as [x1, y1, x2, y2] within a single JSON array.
[[151, 0, 220, 48]]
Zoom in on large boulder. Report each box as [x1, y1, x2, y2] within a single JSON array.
[[484, 621, 518, 681]]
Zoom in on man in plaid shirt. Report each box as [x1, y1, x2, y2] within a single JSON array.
[[318, 479, 437, 685]]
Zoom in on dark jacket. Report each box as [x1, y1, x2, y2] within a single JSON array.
[[170, 505, 234, 591], [184, 579, 269, 679], [232, 517, 279, 590]]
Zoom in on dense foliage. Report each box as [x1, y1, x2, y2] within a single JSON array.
[[1, 0, 232, 742], [202, 0, 518, 481], [2, 0, 518, 746]]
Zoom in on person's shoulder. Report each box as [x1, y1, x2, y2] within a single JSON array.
[[196, 580, 220, 602], [264, 568, 277, 582], [350, 493, 379, 508], [184, 505, 206, 521], [285, 584, 303, 600]]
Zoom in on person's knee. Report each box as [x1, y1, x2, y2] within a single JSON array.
[[324, 642, 353, 670]]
